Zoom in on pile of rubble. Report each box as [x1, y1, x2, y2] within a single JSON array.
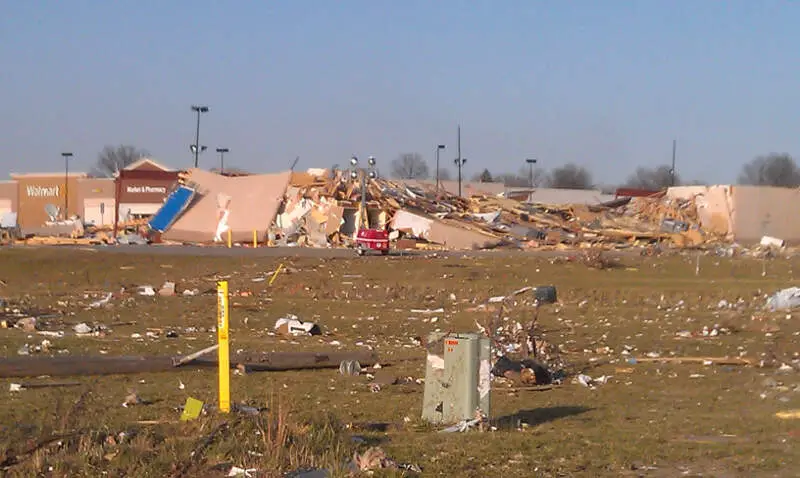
[[7, 168, 735, 251], [272, 170, 718, 251]]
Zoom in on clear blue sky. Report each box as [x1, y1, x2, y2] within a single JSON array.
[[2, 1, 799, 185]]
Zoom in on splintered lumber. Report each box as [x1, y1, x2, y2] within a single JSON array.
[[172, 344, 219, 367], [633, 356, 752, 366], [0, 350, 379, 378]]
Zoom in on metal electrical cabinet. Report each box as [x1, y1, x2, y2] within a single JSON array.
[[422, 332, 492, 424]]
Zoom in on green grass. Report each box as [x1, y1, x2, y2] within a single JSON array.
[[0, 248, 799, 477]]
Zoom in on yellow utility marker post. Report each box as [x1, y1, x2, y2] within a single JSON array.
[[217, 280, 231, 413], [227, 229, 232, 248], [253, 230, 257, 248]]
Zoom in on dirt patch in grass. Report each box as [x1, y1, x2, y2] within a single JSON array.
[[0, 248, 799, 476]]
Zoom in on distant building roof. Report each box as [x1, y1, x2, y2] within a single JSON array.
[[400, 179, 506, 197], [10, 172, 88, 179], [506, 187, 616, 205], [123, 158, 174, 172]]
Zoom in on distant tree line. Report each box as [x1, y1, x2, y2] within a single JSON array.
[[388, 151, 800, 190], [88, 145, 800, 190]]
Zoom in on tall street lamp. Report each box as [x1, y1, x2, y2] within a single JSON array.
[[435, 144, 446, 191], [216, 147, 229, 174], [670, 139, 677, 187], [525, 158, 538, 188], [61, 152, 73, 220], [454, 157, 467, 197], [349, 155, 377, 228], [191, 105, 210, 167], [454, 124, 467, 197]]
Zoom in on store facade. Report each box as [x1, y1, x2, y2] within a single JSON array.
[[11, 173, 87, 228], [115, 159, 178, 220], [77, 178, 115, 226]]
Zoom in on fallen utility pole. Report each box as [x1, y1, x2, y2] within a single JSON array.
[[0, 350, 379, 378]]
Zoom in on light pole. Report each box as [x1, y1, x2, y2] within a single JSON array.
[[454, 157, 467, 197], [349, 155, 377, 228], [670, 139, 677, 187], [525, 158, 538, 188], [61, 152, 73, 220], [435, 144, 446, 191], [454, 124, 467, 197], [190, 105, 209, 167], [216, 147, 229, 174]]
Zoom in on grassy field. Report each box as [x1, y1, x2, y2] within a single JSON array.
[[0, 247, 799, 477]]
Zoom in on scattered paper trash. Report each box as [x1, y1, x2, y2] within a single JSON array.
[[760, 236, 785, 248], [227, 466, 257, 477], [89, 293, 113, 308], [339, 360, 362, 376], [9, 383, 22, 392], [122, 391, 142, 408], [440, 418, 481, 433], [138, 285, 156, 297], [73, 323, 93, 335], [575, 374, 610, 389]]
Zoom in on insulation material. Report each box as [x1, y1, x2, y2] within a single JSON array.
[[214, 193, 231, 242], [667, 186, 734, 238], [390, 210, 433, 239], [429, 219, 501, 250], [162, 169, 291, 243], [325, 206, 345, 236]]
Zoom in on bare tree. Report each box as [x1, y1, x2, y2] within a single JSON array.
[[497, 167, 547, 187], [472, 169, 494, 183], [624, 165, 679, 190], [738, 153, 800, 187], [390, 153, 430, 179], [549, 163, 593, 189], [91, 145, 149, 177]]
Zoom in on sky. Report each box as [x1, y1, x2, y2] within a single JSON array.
[[2, 1, 799, 186]]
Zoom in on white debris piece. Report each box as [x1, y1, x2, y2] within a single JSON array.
[[766, 287, 800, 311]]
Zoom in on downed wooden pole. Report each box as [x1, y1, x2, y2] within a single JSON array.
[[0, 350, 379, 378], [632, 356, 752, 366]]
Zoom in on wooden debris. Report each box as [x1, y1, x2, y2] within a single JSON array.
[[633, 356, 753, 366]]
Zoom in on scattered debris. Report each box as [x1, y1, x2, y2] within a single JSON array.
[[575, 374, 611, 389], [766, 287, 800, 311], [274, 316, 322, 336], [180, 397, 204, 421], [776, 410, 800, 420], [338, 360, 362, 376], [351, 446, 421, 474]]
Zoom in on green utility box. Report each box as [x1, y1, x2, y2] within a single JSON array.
[[422, 332, 492, 424]]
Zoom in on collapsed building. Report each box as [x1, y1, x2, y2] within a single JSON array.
[[140, 168, 722, 251]]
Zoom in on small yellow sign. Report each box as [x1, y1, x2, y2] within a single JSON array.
[[217, 280, 230, 413], [180, 397, 204, 421]]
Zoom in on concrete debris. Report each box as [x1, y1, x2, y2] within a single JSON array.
[[274, 316, 322, 336], [89, 293, 113, 308], [766, 287, 800, 311], [158, 281, 176, 297], [73, 323, 93, 335]]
